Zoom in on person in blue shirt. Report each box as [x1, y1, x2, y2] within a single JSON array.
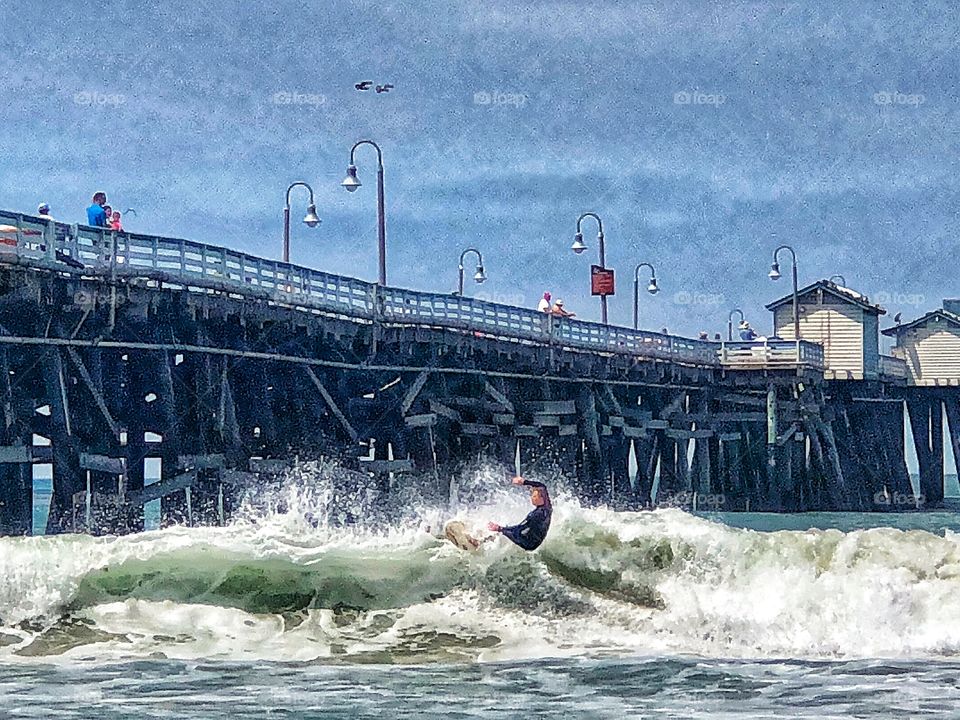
[[738, 321, 759, 341], [487, 476, 552, 550], [86, 192, 107, 226]]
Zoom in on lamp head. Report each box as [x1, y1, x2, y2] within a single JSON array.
[[474, 265, 486, 284], [303, 203, 321, 228], [341, 164, 362, 192], [571, 232, 587, 255], [769, 261, 782, 281], [647, 277, 659, 295]]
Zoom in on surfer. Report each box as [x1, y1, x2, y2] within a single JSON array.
[[487, 476, 552, 550]]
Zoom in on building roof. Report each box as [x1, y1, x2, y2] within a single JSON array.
[[765, 279, 886, 315], [881, 308, 960, 337]]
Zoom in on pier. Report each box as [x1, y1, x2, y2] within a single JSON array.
[[0, 210, 950, 535]]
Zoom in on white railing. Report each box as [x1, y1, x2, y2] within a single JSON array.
[[719, 339, 826, 370], [0, 210, 805, 371]]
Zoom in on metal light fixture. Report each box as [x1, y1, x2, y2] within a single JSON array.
[[341, 164, 362, 192], [769, 261, 782, 281], [571, 232, 587, 255], [303, 203, 321, 228], [458, 248, 487, 296]]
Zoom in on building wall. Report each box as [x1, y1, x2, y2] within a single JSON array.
[[774, 301, 866, 379], [892, 322, 960, 386]]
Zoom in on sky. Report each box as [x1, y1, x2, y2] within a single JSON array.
[[1, 0, 958, 340]]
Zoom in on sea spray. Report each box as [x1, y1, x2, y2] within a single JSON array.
[[5, 462, 960, 662]]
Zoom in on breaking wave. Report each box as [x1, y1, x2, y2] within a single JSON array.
[[4, 461, 960, 663]]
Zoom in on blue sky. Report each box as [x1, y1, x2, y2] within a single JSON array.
[[1, 0, 957, 338]]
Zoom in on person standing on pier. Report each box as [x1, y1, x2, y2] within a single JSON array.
[[551, 299, 575, 318], [487, 476, 553, 551], [739, 321, 758, 341], [538, 291, 552, 313], [86, 192, 108, 227]]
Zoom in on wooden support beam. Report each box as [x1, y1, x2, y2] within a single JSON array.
[[361, 459, 415, 474], [127, 470, 196, 507], [484, 381, 515, 414], [303, 366, 360, 443], [178, 453, 225, 471], [79, 453, 124, 474], [65, 347, 121, 439], [428, 399, 461, 422], [400, 370, 430, 415], [405, 413, 438, 428], [523, 400, 576, 415]]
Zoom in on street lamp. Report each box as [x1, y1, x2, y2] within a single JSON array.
[[632, 262, 658, 330], [458, 248, 486, 296], [572, 212, 608, 324], [770, 244, 800, 340], [342, 140, 387, 285], [830, 274, 847, 286], [282, 181, 320, 263], [728, 308, 744, 342]]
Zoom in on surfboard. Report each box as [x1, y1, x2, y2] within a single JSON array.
[[443, 520, 482, 551]]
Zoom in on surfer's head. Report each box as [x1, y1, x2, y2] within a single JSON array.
[[530, 486, 547, 507]]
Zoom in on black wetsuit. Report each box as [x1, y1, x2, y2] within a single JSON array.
[[499, 480, 552, 551]]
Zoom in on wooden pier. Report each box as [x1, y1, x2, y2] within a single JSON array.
[[0, 211, 947, 535]]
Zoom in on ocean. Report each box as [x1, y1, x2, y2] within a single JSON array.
[[6, 468, 960, 718]]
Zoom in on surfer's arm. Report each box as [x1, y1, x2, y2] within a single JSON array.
[[511, 475, 546, 491]]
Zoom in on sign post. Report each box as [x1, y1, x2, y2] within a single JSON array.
[[591, 265, 615, 297]]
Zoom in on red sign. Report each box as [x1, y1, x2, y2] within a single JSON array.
[[590, 265, 615, 296]]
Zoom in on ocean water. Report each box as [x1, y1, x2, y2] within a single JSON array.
[[6, 467, 960, 718]]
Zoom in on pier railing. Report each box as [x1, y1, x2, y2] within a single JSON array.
[[0, 210, 805, 370], [718, 339, 825, 370]]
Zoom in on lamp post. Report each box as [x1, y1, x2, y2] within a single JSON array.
[[632, 262, 658, 330], [830, 274, 847, 286], [728, 308, 744, 342], [342, 140, 387, 285], [282, 182, 320, 263], [572, 212, 608, 324], [769, 244, 800, 340], [457, 248, 486, 296]]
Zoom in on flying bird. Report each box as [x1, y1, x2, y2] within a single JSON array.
[[376, 84, 394, 94], [355, 81, 373, 91], [894, 312, 902, 324]]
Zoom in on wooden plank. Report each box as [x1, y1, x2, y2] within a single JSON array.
[[558, 424, 578, 436], [483, 381, 515, 414], [621, 426, 649, 438], [716, 392, 767, 407], [522, 400, 576, 415], [178, 453, 225, 470], [362, 459, 414, 474], [304, 366, 360, 443], [515, 425, 539, 437], [622, 408, 653, 423], [428, 400, 461, 422], [0, 445, 30, 463], [249, 458, 292, 473], [65, 347, 121, 439], [127, 471, 196, 507], [682, 412, 768, 423], [79, 453, 124, 474], [400, 370, 430, 415], [645, 420, 670, 430], [718, 432, 742, 442], [776, 422, 801, 447], [666, 429, 714, 440], [405, 413, 438, 428], [609, 416, 625, 427], [460, 423, 498, 437], [532, 413, 561, 427], [445, 397, 508, 413], [493, 413, 516, 425]]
